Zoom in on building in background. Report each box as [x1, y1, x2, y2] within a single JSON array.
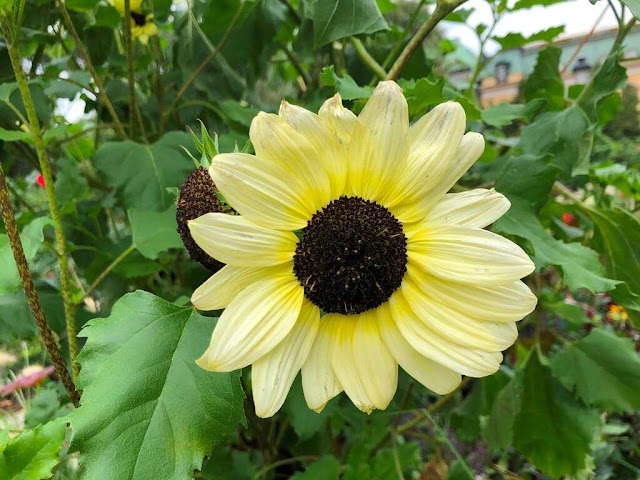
[[474, 25, 640, 107]]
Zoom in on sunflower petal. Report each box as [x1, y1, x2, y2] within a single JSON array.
[[302, 315, 343, 412], [376, 307, 461, 394], [402, 272, 519, 352], [188, 213, 298, 267], [252, 300, 320, 418], [390, 132, 484, 223], [408, 224, 535, 285], [331, 313, 397, 413], [385, 102, 465, 210], [191, 264, 290, 311], [416, 273, 537, 322], [426, 189, 510, 228], [210, 153, 314, 231], [279, 101, 347, 198], [388, 291, 503, 377], [250, 112, 331, 212], [318, 93, 358, 145], [348, 81, 409, 202], [196, 274, 303, 372]]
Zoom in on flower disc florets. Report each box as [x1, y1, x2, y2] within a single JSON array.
[[176, 168, 224, 272], [293, 196, 407, 315]]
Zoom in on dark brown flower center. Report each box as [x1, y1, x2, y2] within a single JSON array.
[[293, 196, 407, 315]]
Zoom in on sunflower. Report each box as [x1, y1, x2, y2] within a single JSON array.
[[107, 0, 158, 45], [188, 81, 536, 418]]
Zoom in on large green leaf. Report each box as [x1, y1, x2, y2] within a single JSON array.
[[481, 99, 546, 128], [550, 328, 640, 412], [320, 66, 373, 101], [0, 217, 52, 295], [128, 206, 183, 259], [70, 291, 245, 480], [290, 456, 340, 480], [522, 47, 565, 111], [493, 26, 564, 50], [306, 0, 388, 47], [494, 155, 618, 293], [0, 419, 66, 480], [485, 348, 601, 477], [620, 0, 640, 20], [577, 50, 627, 123], [94, 132, 195, 212]]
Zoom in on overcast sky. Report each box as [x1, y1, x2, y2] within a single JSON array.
[[441, 0, 618, 54]]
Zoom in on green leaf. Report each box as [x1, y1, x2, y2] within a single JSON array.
[[320, 66, 374, 101], [485, 348, 601, 477], [510, 0, 567, 10], [495, 155, 619, 293], [290, 456, 340, 480], [400, 77, 446, 118], [372, 443, 421, 479], [25, 390, 63, 429], [65, 0, 98, 12], [577, 50, 627, 123], [0, 419, 66, 480], [70, 291, 246, 480], [589, 207, 640, 312], [620, 0, 640, 19], [550, 328, 640, 412], [481, 99, 546, 128], [519, 105, 593, 176], [523, 47, 565, 111], [493, 26, 564, 49], [306, 0, 388, 47], [0, 288, 68, 342], [0, 217, 52, 295], [128, 206, 183, 259], [283, 377, 333, 441], [0, 127, 31, 142], [94, 132, 196, 212]]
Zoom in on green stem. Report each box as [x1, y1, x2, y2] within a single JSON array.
[[421, 409, 475, 477], [0, 162, 80, 407], [55, 0, 128, 138], [123, 0, 147, 141], [386, 0, 468, 81], [351, 37, 387, 80], [2, 18, 79, 379], [81, 245, 135, 302], [380, 0, 428, 70], [252, 456, 320, 480]]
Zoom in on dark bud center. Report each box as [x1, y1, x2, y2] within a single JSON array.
[[176, 168, 225, 273], [130, 11, 147, 26], [294, 196, 407, 315]]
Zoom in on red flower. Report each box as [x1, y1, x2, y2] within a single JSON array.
[[562, 213, 574, 225], [36, 173, 46, 189]]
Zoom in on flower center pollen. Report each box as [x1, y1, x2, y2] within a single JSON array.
[[293, 196, 407, 315]]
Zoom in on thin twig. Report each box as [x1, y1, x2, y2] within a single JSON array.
[[387, 0, 468, 81], [0, 163, 80, 407], [282, 46, 311, 91], [421, 409, 475, 478], [123, 0, 147, 141], [81, 245, 135, 302], [162, 2, 243, 128], [351, 37, 387, 80], [55, 0, 128, 138], [2, 18, 79, 378]]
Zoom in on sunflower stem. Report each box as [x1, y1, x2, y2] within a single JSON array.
[[351, 37, 387, 80]]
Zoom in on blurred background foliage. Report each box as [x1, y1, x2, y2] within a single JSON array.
[[0, 0, 640, 478]]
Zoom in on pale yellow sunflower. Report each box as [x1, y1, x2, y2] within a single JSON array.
[[189, 81, 536, 418], [107, 0, 158, 44]]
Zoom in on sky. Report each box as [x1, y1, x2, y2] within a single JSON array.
[[441, 0, 618, 54]]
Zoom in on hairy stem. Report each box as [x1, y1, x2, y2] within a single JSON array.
[[3, 19, 79, 378], [387, 0, 468, 81], [0, 163, 80, 407], [55, 0, 128, 138]]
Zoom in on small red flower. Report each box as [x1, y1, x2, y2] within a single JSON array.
[[36, 173, 46, 189], [562, 213, 574, 225]]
